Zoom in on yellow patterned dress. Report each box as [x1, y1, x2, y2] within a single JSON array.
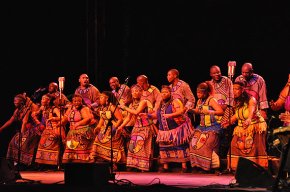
[[90, 105, 126, 164], [229, 103, 268, 170]]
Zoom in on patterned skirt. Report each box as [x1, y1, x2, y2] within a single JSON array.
[[62, 125, 95, 163], [90, 126, 126, 164], [126, 124, 155, 171], [228, 122, 268, 170], [35, 126, 66, 165], [6, 127, 42, 165], [157, 121, 192, 164], [189, 127, 220, 171]]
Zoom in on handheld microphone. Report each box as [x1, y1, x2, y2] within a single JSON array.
[[58, 77, 65, 92], [227, 61, 236, 78], [35, 87, 47, 93], [124, 76, 130, 83]]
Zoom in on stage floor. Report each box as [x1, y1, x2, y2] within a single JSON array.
[[0, 170, 279, 192]]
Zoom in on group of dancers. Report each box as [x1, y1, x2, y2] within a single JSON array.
[[0, 63, 289, 176]]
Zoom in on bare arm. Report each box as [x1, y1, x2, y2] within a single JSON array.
[[208, 98, 224, 116], [121, 100, 148, 115], [243, 97, 257, 128], [270, 84, 289, 111], [163, 99, 184, 118], [221, 114, 237, 128], [198, 97, 224, 116], [118, 112, 133, 129]]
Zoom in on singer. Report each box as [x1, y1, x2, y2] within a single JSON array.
[[109, 76, 132, 106], [210, 64, 234, 118], [167, 69, 195, 112], [90, 91, 126, 170], [209, 65, 234, 160], [234, 62, 269, 120], [118, 84, 156, 172], [221, 81, 268, 171], [47, 82, 70, 108], [209, 65, 234, 123], [270, 73, 290, 126], [74, 73, 100, 111], [34, 94, 66, 167], [61, 94, 96, 163], [0, 93, 41, 167]]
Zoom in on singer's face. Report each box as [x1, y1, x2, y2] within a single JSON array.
[[196, 89, 206, 99], [13, 97, 23, 108], [99, 94, 109, 105], [233, 84, 243, 98], [109, 79, 119, 90], [41, 95, 50, 106], [79, 74, 89, 86], [210, 67, 221, 81], [136, 77, 146, 90], [72, 97, 83, 108], [161, 88, 171, 100], [241, 65, 252, 80], [167, 71, 176, 83], [48, 83, 58, 93], [131, 87, 142, 99]]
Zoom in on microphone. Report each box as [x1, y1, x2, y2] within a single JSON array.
[[227, 61, 236, 78], [124, 76, 130, 83], [35, 87, 46, 93], [58, 77, 65, 92]]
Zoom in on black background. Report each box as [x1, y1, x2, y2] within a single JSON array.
[[1, 0, 289, 155]]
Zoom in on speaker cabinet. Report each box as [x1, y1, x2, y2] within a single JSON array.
[[0, 158, 16, 184], [235, 157, 275, 188], [64, 162, 110, 186]]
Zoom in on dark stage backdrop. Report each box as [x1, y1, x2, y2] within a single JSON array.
[[1, 1, 289, 155]]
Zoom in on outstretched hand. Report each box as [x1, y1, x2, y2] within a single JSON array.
[[279, 111, 290, 123]]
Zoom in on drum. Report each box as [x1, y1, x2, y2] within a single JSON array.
[[272, 126, 290, 180], [273, 126, 290, 147]]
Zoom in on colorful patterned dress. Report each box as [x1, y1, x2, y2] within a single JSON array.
[[189, 96, 222, 171], [62, 106, 95, 163], [90, 105, 126, 164], [229, 103, 268, 170], [35, 106, 66, 165], [126, 103, 156, 171], [156, 99, 193, 164], [6, 99, 42, 165]]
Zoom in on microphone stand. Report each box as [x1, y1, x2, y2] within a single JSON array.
[[103, 77, 130, 181], [57, 90, 64, 171], [220, 65, 235, 175], [224, 74, 235, 174]]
